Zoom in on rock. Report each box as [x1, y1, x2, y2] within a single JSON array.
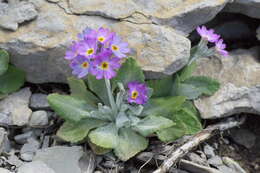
[[187, 152, 208, 166], [33, 146, 84, 173], [7, 151, 24, 168], [207, 156, 223, 167], [20, 138, 40, 161], [0, 127, 9, 154], [224, 0, 260, 19], [15, 131, 34, 145], [0, 168, 11, 173], [29, 111, 48, 127], [169, 168, 190, 173], [1, 0, 192, 83], [0, 112, 11, 125], [78, 151, 96, 173], [18, 161, 55, 173], [203, 144, 215, 159], [180, 159, 222, 173], [217, 165, 236, 173], [0, 1, 38, 31], [230, 128, 256, 149], [257, 26, 260, 41], [0, 88, 32, 126], [194, 47, 260, 119], [30, 93, 50, 110], [222, 157, 247, 173]]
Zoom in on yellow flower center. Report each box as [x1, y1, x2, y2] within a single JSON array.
[[101, 62, 109, 70], [98, 37, 105, 42], [131, 91, 139, 99], [86, 48, 94, 55], [81, 62, 89, 68], [112, 45, 119, 51]]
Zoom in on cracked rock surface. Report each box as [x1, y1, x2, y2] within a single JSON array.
[[194, 47, 260, 119]]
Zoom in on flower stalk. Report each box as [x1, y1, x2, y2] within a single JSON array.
[[105, 78, 117, 115]]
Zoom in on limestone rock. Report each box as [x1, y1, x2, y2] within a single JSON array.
[[0, 0, 190, 83], [224, 0, 260, 19], [30, 93, 50, 110], [194, 47, 260, 119], [257, 26, 260, 41], [0, 168, 11, 173], [0, 88, 32, 126], [29, 111, 49, 127], [18, 161, 55, 173]]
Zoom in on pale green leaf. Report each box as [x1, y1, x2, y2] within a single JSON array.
[[88, 140, 112, 155], [178, 61, 197, 82], [146, 76, 173, 98]]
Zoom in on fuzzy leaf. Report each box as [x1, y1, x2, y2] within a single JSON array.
[[87, 75, 110, 106], [0, 65, 25, 94], [133, 115, 174, 136], [0, 49, 9, 75], [178, 61, 197, 82], [47, 94, 95, 122], [57, 118, 107, 143], [157, 107, 202, 142], [89, 123, 118, 149], [146, 76, 173, 98], [88, 140, 112, 155], [68, 77, 99, 107], [114, 128, 148, 161], [175, 83, 202, 100], [112, 57, 145, 89]]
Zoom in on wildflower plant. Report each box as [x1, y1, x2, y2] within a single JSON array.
[[47, 26, 225, 160]]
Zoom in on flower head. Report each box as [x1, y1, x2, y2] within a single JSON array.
[[110, 34, 130, 58], [78, 39, 97, 59], [196, 26, 220, 43], [96, 27, 113, 44], [65, 41, 82, 60], [91, 50, 121, 79], [78, 28, 97, 41], [215, 39, 228, 56], [70, 56, 92, 78], [127, 81, 148, 105]]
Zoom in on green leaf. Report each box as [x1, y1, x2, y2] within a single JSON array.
[[88, 140, 112, 155], [178, 61, 197, 82], [47, 94, 94, 122], [112, 57, 145, 89], [114, 128, 148, 161], [175, 83, 202, 100], [89, 123, 118, 149], [57, 118, 107, 143], [67, 77, 99, 107], [183, 76, 220, 96], [87, 75, 109, 106], [146, 76, 173, 98], [0, 49, 9, 75], [143, 96, 186, 118], [157, 108, 202, 142], [133, 115, 174, 136], [0, 65, 25, 94]]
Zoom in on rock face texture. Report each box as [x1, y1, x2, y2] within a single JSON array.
[[224, 0, 260, 19], [257, 26, 260, 40], [0, 0, 234, 83], [194, 47, 260, 119]]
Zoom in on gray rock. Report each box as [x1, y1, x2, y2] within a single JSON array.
[[257, 26, 260, 41], [224, 0, 260, 19], [18, 161, 55, 173], [194, 47, 260, 119], [0, 112, 11, 125], [0, 88, 32, 126], [0, 127, 9, 154], [0, 168, 11, 173], [20, 138, 40, 161], [180, 159, 222, 173], [222, 157, 247, 173], [187, 152, 208, 166], [78, 151, 96, 173], [1, 0, 191, 83], [203, 144, 215, 159], [30, 93, 49, 110], [0, 1, 38, 31], [29, 111, 48, 127], [33, 146, 84, 173], [7, 151, 24, 169], [230, 128, 256, 149], [208, 156, 223, 167], [217, 165, 236, 173], [15, 131, 34, 144], [169, 168, 189, 173]]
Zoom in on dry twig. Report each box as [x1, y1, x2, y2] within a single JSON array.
[[153, 116, 246, 173]]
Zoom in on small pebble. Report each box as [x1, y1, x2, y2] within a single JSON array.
[[30, 93, 49, 110], [203, 144, 215, 159], [207, 155, 223, 167], [29, 111, 48, 127], [14, 131, 34, 144]]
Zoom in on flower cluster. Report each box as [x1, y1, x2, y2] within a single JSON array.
[[196, 26, 228, 56], [65, 27, 130, 79]]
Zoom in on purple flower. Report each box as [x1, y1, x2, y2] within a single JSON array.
[[215, 39, 228, 56], [78, 39, 97, 59], [196, 26, 220, 43], [70, 56, 91, 78], [78, 28, 97, 41], [110, 34, 130, 58], [127, 81, 148, 105], [91, 50, 121, 79], [65, 41, 81, 60], [96, 27, 113, 44]]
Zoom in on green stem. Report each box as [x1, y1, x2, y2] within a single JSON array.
[[105, 78, 117, 114]]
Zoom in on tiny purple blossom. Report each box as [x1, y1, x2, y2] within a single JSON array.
[[70, 56, 91, 78], [90, 50, 121, 79], [96, 27, 113, 44], [196, 26, 220, 43], [110, 34, 130, 58], [127, 81, 148, 105], [65, 41, 81, 60], [78, 39, 97, 59], [215, 39, 228, 56]]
